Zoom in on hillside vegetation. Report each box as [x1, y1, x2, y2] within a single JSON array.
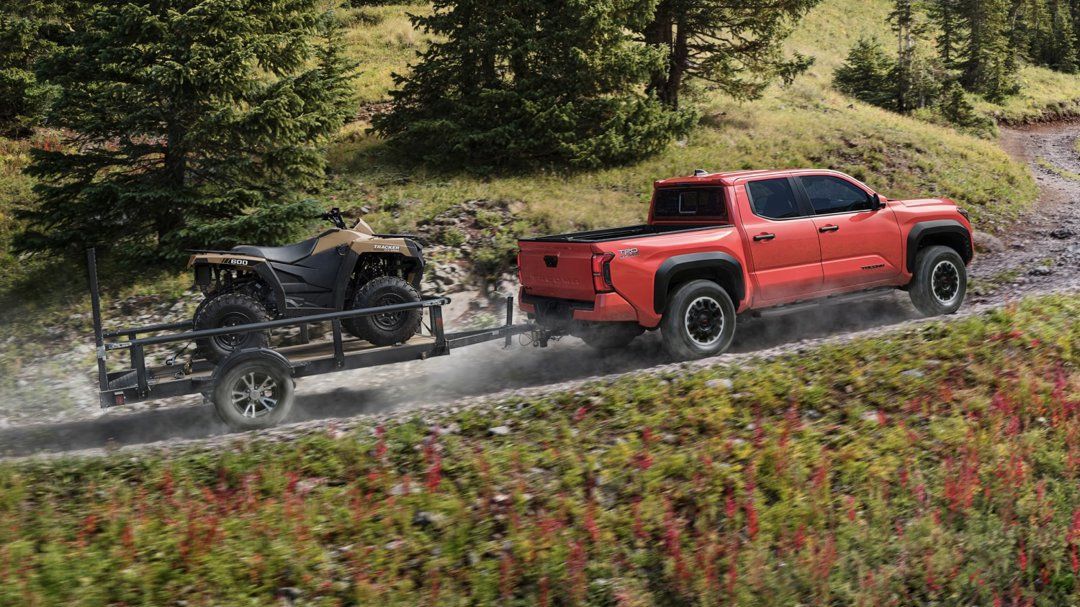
[[323, 0, 1062, 269], [2, 293, 1077, 605]]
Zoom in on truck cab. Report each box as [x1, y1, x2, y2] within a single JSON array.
[[518, 169, 973, 359]]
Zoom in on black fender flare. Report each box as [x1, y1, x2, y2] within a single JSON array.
[[251, 262, 288, 313], [906, 220, 972, 273], [653, 252, 746, 314], [192, 258, 288, 314]]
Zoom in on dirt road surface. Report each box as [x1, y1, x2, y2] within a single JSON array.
[[2, 124, 1078, 458]]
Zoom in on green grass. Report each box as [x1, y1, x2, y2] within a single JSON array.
[[1037, 157, 1080, 181], [340, 4, 432, 105], [2, 293, 1077, 605]]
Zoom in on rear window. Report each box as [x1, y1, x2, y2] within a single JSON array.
[[652, 188, 727, 221]]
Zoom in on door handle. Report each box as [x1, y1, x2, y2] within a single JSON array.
[[753, 233, 776, 242], [818, 225, 839, 233]]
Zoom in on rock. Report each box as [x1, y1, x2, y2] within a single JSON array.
[[705, 378, 734, 391], [1029, 267, 1053, 276], [972, 231, 1005, 254], [1049, 228, 1076, 240], [488, 425, 511, 436], [277, 587, 302, 604], [901, 369, 925, 379]]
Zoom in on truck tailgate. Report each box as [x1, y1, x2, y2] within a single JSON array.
[[518, 240, 597, 301]]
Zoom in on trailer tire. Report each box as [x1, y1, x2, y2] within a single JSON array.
[[195, 292, 271, 363], [660, 279, 736, 360], [212, 355, 294, 431], [343, 276, 422, 346]]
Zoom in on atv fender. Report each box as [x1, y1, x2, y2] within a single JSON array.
[[189, 253, 288, 314]]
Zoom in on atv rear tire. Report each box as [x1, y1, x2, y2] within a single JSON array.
[[343, 276, 422, 346], [908, 245, 967, 317], [195, 292, 271, 363], [660, 280, 736, 360]]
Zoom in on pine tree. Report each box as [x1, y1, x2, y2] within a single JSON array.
[[1046, 0, 1077, 71], [959, 0, 1017, 100], [834, 38, 897, 110], [928, 0, 966, 70], [17, 0, 353, 261], [641, 0, 819, 110], [889, 0, 923, 113], [373, 0, 694, 169], [0, 1, 71, 136]]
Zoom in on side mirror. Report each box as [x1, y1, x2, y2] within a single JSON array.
[[870, 193, 884, 211]]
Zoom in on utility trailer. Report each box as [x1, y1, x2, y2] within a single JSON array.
[[86, 250, 533, 430]]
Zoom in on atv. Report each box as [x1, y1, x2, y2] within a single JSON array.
[[188, 209, 426, 362]]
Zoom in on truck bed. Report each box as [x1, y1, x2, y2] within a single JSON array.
[[520, 224, 721, 243]]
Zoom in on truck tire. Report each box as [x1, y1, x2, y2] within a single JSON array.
[[195, 292, 271, 363], [343, 276, 422, 346], [660, 279, 737, 360], [212, 356, 294, 430], [908, 245, 967, 316], [576, 323, 644, 351]]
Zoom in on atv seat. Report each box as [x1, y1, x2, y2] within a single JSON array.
[[233, 236, 320, 264]]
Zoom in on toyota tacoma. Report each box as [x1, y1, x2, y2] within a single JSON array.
[[518, 169, 973, 359]]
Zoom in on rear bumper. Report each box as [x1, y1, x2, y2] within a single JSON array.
[[519, 289, 639, 328]]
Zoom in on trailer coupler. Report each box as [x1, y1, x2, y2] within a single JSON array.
[[531, 328, 553, 348]]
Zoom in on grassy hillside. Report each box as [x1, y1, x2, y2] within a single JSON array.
[[325, 0, 1059, 260], [2, 293, 1077, 605], [1, 0, 1078, 331]]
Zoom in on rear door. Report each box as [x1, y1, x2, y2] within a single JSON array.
[[740, 177, 823, 305], [795, 174, 903, 290], [518, 240, 597, 301]]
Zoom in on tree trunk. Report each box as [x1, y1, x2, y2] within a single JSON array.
[[644, 0, 677, 107], [158, 119, 187, 242], [667, 13, 689, 110]]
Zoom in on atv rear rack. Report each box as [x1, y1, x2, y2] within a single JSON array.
[[87, 249, 532, 424]]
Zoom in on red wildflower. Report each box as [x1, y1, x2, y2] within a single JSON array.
[[573, 406, 588, 423], [374, 425, 387, 459]]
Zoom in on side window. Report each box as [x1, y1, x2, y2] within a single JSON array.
[[800, 175, 872, 214], [746, 178, 802, 220]]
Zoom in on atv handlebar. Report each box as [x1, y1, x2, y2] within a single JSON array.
[[322, 208, 347, 230]]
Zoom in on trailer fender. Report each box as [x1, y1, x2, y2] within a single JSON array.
[[211, 348, 295, 384]]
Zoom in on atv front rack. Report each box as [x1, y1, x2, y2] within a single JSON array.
[[87, 249, 532, 414]]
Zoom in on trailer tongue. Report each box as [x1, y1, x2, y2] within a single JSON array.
[[87, 249, 533, 430]]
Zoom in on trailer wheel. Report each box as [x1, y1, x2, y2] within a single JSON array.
[[343, 276, 422, 346], [212, 356, 294, 430], [195, 292, 271, 363]]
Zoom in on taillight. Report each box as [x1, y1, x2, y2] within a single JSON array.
[[592, 253, 615, 293]]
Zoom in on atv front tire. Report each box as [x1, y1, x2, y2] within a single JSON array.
[[343, 276, 422, 346], [195, 292, 271, 363], [908, 245, 967, 316]]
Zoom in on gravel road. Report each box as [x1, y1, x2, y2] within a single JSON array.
[[2, 123, 1078, 458]]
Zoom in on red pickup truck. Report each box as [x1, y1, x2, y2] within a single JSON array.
[[518, 169, 973, 359]]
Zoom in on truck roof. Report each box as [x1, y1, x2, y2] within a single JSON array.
[[654, 168, 850, 187]]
